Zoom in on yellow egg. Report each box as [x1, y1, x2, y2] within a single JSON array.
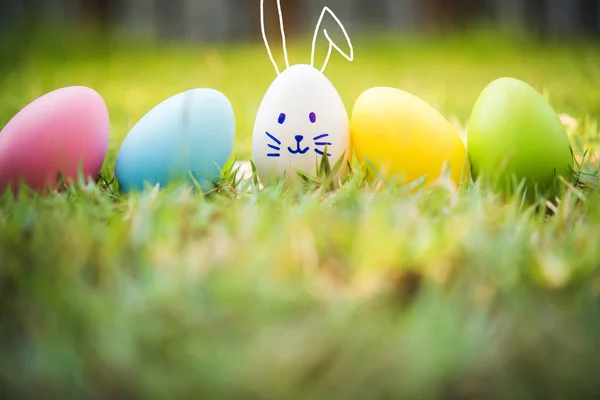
[[350, 87, 467, 186]]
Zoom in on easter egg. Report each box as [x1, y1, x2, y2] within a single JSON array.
[[252, 64, 350, 184], [468, 77, 573, 196], [115, 88, 234, 193], [351, 87, 467, 185], [0, 86, 109, 192]]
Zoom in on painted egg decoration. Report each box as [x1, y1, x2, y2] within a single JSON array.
[[252, 0, 355, 184], [0, 86, 109, 192], [468, 77, 573, 197], [115, 88, 235, 193], [252, 64, 350, 184], [351, 87, 467, 186]]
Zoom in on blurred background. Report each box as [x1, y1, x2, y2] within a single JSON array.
[[1, 0, 599, 42], [1, 0, 599, 162]]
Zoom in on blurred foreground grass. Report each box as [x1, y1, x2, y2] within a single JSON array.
[[1, 27, 600, 399]]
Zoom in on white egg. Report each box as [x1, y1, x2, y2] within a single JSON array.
[[252, 64, 350, 184]]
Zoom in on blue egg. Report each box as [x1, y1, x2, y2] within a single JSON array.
[[115, 88, 235, 193]]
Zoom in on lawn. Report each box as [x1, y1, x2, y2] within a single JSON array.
[[1, 27, 600, 399]]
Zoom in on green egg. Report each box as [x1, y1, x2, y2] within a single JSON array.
[[467, 77, 573, 198]]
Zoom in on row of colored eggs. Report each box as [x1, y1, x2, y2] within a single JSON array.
[[0, 74, 572, 197]]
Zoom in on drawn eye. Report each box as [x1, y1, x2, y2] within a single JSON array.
[[309, 112, 317, 123], [278, 113, 286, 124]]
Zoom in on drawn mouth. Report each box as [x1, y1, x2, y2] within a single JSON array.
[[288, 145, 310, 154], [288, 135, 309, 154]]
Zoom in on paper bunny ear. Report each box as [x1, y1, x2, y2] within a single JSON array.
[[260, 0, 290, 75], [311, 6, 354, 73]]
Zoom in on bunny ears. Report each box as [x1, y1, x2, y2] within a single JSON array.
[[260, 0, 354, 75], [311, 6, 354, 73]]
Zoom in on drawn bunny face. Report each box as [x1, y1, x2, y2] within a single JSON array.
[[252, 0, 353, 184], [252, 64, 350, 183]]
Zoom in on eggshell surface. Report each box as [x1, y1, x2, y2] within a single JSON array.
[[0, 86, 109, 192], [115, 88, 234, 193], [351, 87, 467, 185], [468, 77, 573, 196], [252, 64, 350, 184]]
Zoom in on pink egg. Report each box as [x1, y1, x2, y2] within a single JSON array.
[[0, 86, 109, 192]]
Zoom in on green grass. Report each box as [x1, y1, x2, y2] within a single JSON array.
[[2, 27, 600, 399]]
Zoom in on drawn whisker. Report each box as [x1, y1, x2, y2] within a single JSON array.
[[266, 131, 281, 145], [314, 142, 332, 146], [315, 149, 331, 156], [268, 144, 280, 150], [313, 133, 329, 141], [267, 153, 281, 157]]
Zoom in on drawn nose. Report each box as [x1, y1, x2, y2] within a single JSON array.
[[294, 135, 304, 143]]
